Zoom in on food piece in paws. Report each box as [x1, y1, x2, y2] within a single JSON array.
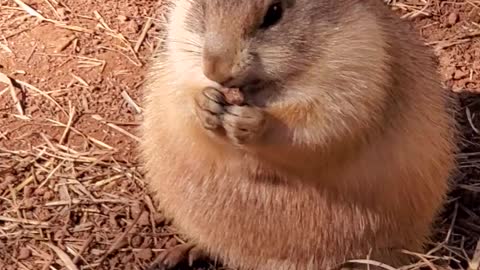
[[220, 87, 244, 106]]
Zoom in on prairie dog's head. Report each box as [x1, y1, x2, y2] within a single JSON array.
[[166, 0, 341, 89]]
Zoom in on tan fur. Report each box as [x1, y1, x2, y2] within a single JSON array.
[[140, 0, 458, 269]]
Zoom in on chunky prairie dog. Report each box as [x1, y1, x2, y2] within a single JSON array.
[[140, 0, 458, 269]]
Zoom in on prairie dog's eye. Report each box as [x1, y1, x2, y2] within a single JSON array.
[[260, 3, 283, 29]]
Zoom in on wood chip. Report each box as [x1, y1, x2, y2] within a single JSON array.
[[18, 247, 31, 260], [43, 243, 79, 270]]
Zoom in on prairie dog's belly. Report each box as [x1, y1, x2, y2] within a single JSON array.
[[150, 154, 395, 265]]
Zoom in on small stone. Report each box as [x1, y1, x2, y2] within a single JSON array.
[[34, 187, 46, 196], [469, 12, 480, 23], [37, 175, 47, 182], [454, 69, 469, 80], [43, 190, 55, 201], [130, 203, 143, 219], [0, 174, 15, 192], [118, 15, 128, 22], [108, 256, 120, 267], [447, 12, 458, 26], [35, 208, 51, 221], [57, 7, 68, 20], [136, 249, 153, 260], [127, 20, 140, 33], [124, 263, 134, 270], [54, 230, 66, 241], [109, 213, 120, 229], [4, 173, 15, 182], [23, 186, 34, 198], [91, 249, 104, 256], [138, 211, 150, 226], [165, 238, 178, 249], [22, 198, 34, 210], [18, 247, 31, 260], [131, 235, 143, 248], [121, 253, 133, 264], [141, 237, 153, 248]]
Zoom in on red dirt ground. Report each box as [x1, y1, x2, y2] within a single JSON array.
[[0, 0, 479, 270]]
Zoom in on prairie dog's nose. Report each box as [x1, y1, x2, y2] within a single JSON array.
[[202, 32, 234, 84], [202, 55, 232, 84]]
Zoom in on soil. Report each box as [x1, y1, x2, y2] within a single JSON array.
[[0, 0, 479, 270]]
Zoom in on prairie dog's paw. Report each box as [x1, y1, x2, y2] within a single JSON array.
[[194, 87, 225, 130], [148, 243, 206, 270], [194, 87, 266, 145], [222, 105, 266, 145]]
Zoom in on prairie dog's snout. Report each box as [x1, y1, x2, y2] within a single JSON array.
[[202, 32, 236, 84], [202, 53, 233, 85], [200, 4, 262, 88]]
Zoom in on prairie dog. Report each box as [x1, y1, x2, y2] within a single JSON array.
[[140, 0, 458, 269]]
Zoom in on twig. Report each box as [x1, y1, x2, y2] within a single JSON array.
[[0, 72, 24, 115], [97, 209, 146, 264], [44, 242, 79, 270], [72, 235, 94, 264], [121, 90, 142, 114], [91, 114, 141, 142], [135, 17, 153, 52], [0, 216, 50, 226], [15, 79, 68, 116], [59, 101, 75, 145]]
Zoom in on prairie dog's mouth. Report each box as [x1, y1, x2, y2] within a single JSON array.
[[240, 79, 266, 95], [224, 78, 263, 94]]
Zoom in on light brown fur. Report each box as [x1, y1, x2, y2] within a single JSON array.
[[140, 0, 458, 269]]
